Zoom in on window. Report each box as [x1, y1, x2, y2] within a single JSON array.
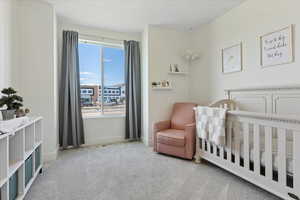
[[79, 40, 125, 117]]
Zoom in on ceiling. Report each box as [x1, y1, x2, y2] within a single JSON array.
[[46, 0, 246, 33]]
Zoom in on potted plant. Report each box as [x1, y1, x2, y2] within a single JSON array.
[[0, 87, 23, 120]]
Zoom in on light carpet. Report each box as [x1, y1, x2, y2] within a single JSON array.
[[25, 142, 281, 200]]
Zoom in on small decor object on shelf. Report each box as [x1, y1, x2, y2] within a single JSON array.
[[222, 43, 243, 74], [169, 64, 173, 72], [152, 82, 158, 87], [260, 25, 294, 67], [168, 64, 188, 75], [174, 64, 180, 72], [152, 80, 171, 90], [16, 108, 30, 118], [161, 80, 170, 87], [0, 87, 23, 120]]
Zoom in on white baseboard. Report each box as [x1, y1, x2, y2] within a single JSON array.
[[84, 136, 126, 147], [42, 137, 128, 162], [141, 136, 149, 146], [43, 149, 58, 163]]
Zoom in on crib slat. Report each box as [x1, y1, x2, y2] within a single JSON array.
[[278, 128, 286, 186], [227, 121, 232, 162], [264, 126, 272, 180], [294, 131, 300, 191], [220, 146, 224, 160], [253, 124, 260, 175], [207, 141, 211, 154], [235, 123, 240, 166], [243, 123, 250, 170], [202, 138, 205, 151], [213, 144, 217, 157]]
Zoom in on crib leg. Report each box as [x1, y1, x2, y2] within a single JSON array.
[[195, 137, 202, 164], [194, 153, 202, 164]]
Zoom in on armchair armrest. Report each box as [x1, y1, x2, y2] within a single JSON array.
[[153, 120, 171, 133], [184, 123, 196, 138]]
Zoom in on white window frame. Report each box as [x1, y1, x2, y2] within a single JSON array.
[[79, 38, 125, 118]]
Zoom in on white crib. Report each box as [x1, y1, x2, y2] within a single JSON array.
[[195, 86, 300, 200]]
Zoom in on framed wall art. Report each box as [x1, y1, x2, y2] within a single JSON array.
[[260, 25, 294, 67], [222, 43, 243, 74]]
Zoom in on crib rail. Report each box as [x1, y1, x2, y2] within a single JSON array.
[[198, 110, 300, 200], [208, 99, 237, 110]]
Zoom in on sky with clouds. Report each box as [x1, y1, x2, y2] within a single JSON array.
[[79, 42, 125, 86]]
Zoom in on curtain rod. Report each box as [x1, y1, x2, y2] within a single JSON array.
[[79, 33, 124, 43]]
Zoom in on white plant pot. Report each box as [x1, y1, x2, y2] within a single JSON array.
[[1, 109, 15, 120]]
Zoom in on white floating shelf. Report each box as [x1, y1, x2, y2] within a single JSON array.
[[168, 72, 188, 75], [152, 87, 172, 90]]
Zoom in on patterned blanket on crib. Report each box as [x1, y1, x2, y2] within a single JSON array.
[[195, 106, 227, 146]]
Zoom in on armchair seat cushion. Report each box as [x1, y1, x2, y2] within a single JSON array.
[[157, 129, 185, 147]]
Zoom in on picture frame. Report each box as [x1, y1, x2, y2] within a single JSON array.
[[260, 25, 294, 68], [222, 43, 243, 74]]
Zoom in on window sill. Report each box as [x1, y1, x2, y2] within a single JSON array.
[[82, 114, 125, 120]]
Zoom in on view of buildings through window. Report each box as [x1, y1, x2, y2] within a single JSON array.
[[79, 40, 125, 116]]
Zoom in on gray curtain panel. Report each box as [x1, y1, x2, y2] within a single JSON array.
[[124, 40, 141, 140], [59, 30, 85, 148]]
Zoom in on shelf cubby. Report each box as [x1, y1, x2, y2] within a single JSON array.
[[9, 169, 18, 200], [25, 124, 34, 155], [34, 146, 41, 172], [0, 137, 8, 188], [34, 120, 42, 144], [9, 130, 24, 177], [9, 164, 24, 200], [25, 155, 33, 187]]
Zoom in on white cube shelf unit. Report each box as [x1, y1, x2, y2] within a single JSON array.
[[0, 117, 43, 200]]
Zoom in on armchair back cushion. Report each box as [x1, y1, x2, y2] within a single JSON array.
[[170, 103, 197, 130]]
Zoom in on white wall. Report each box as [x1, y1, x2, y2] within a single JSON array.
[[190, 0, 300, 103], [83, 116, 125, 146], [57, 21, 141, 146], [0, 0, 16, 90], [15, 0, 58, 162], [144, 26, 192, 146], [141, 26, 149, 145]]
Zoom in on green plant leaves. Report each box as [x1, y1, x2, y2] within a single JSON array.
[[1, 87, 17, 95], [0, 87, 23, 110]]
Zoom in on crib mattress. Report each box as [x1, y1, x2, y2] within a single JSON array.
[[229, 139, 293, 175]]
